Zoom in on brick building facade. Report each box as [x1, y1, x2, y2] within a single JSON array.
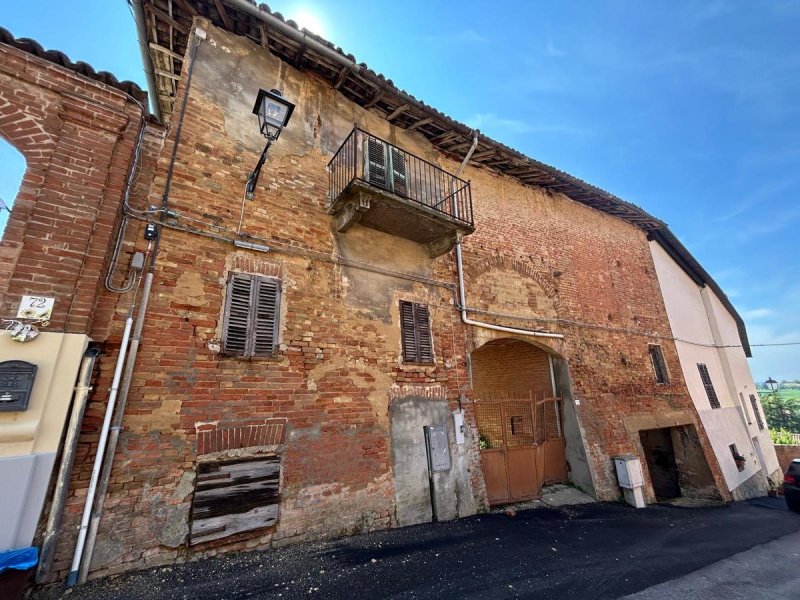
[[0, 2, 756, 586]]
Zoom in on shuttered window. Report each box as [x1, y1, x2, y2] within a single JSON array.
[[222, 273, 280, 357], [697, 363, 720, 409], [400, 301, 434, 364], [750, 394, 765, 430], [648, 345, 669, 384], [364, 136, 407, 196]]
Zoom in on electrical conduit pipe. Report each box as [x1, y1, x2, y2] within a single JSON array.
[[35, 347, 101, 583], [66, 316, 133, 586]]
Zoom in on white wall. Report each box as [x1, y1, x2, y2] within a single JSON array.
[[649, 242, 780, 498]]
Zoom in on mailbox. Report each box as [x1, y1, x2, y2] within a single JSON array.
[[0, 360, 38, 412]]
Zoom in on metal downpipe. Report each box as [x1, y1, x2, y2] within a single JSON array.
[[66, 317, 134, 587], [452, 133, 564, 340], [129, 0, 162, 121], [35, 347, 102, 584]]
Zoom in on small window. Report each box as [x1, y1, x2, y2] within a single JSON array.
[[222, 272, 280, 357], [399, 300, 434, 364], [729, 444, 745, 472], [750, 394, 765, 430], [648, 345, 669, 384], [364, 135, 407, 195], [697, 363, 720, 409]]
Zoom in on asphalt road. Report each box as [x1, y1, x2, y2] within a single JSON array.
[[37, 497, 800, 600]]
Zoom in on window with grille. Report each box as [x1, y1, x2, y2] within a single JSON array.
[[222, 273, 280, 357], [648, 345, 669, 384], [400, 300, 434, 364], [749, 394, 765, 430], [697, 363, 720, 408]]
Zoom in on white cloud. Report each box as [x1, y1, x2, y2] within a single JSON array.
[[741, 308, 774, 320]]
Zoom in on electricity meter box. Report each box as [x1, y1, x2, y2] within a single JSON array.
[[613, 454, 646, 509]]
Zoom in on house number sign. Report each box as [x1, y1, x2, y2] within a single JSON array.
[[17, 295, 55, 321], [0, 360, 38, 412]]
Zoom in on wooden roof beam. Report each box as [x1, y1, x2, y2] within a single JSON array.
[[406, 116, 434, 131], [364, 90, 385, 109], [145, 4, 188, 35], [386, 103, 409, 121], [173, 0, 197, 16], [213, 0, 234, 30], [149, 42, 184, 62], [333, 66, 349, 90], [259, 22, 270, 49]]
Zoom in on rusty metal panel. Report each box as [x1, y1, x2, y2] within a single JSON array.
[[507, 447, 538, 500], [480, 449, 509, 504], [475, 394, 567, 505]]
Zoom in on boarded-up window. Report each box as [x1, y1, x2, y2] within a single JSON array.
[[649, 345, 669, 384], [222, 273, 280, 357], [190, 456, 280, 545], [400, 300, 433, 364], [697, 363, 720, 409], [750, 394, 765, 430]]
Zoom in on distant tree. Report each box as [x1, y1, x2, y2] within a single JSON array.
[[762, 390, 800, 433]]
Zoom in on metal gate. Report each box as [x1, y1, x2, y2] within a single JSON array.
[[474, 392, 567, 505]]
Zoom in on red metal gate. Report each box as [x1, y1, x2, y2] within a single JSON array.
[[474, 392, 567, 505]]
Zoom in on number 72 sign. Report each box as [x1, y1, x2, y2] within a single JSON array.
[[17, 296, 55, 321]]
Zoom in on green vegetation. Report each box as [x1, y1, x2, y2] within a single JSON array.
[[761, 388, 800, 433], [770, 428, 798, 445]]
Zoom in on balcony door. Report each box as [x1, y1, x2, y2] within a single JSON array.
[[364, 137, 407, 196]]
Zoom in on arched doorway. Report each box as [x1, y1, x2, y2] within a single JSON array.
[[0, 138, 26, 238], [471, 338, 568, 504]]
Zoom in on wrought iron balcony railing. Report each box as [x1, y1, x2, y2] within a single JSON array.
[[328, 127, 474, 230]]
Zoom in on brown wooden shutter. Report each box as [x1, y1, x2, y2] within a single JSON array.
[[400, 300, 418, 362], [697, 363, 720, 408], [253, 277, 280, 356], [400, 301, 434, 364], [222, 273, 254, 356], [414, 303, 433, 364]]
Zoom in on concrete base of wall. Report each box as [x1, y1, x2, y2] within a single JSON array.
[[390, 397, 477, 527], [730, 469, 769, 501]]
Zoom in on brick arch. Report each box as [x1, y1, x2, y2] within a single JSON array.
[[0, 96, 57, 294], [463, 254, 560, 306], [0, 95, 57, 165]]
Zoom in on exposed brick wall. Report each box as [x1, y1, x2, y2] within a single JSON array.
[[775, 445, 800, 474], [0, 41, 148, 335], [472, 338, 553, 397], [36, 20, 728, 582]]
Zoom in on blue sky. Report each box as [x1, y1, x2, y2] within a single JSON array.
[[1, 1, 798, 380]]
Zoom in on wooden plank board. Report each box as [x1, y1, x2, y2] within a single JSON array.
[[190, 456, 281, 545]]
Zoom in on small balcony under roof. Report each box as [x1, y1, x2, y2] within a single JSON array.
[[327, 128, 475, 257]]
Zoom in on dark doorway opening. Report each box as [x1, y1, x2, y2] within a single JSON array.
[[640, 428, 681, 501]]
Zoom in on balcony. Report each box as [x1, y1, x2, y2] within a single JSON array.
[[327, 127, 475, 257]]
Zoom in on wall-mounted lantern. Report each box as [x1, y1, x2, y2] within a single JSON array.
[[0, 360, 38, 412], [245, 89, 295, 200]]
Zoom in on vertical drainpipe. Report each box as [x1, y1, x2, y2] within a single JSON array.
[[73, 30, 204, 585], [35, 347, 101, 583]]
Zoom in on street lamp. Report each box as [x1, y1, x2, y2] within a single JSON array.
[[245, 88, 295, 200], [765, 377, 779, 392]]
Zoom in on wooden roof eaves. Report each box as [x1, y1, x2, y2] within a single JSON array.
[[147, 0, 667, 233]]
